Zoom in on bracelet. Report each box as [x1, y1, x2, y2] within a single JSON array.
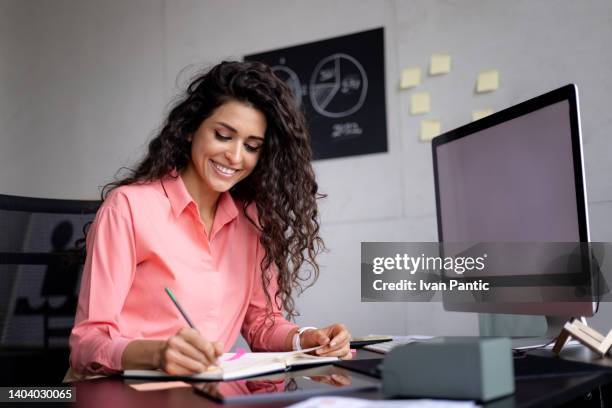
[[293, 326, 318, 351]]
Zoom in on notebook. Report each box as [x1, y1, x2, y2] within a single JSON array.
[[123, 346, 338, 381]]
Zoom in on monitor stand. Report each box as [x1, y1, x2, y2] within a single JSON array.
[[511, 316, 573, 350]]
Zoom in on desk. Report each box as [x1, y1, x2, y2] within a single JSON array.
[[70, 349, 612, 408]]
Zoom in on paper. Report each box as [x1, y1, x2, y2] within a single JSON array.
[[400, 67, 421, 89], [411, 92, 431, 115], [476, 69, 499, 93], [288, 396, 478, 408], [124, 346, 334, 381], [472, 108, 494, 121], [420, 120, 441, 142], [129, 381, 190, 391], [429, 54, 451, 75], [363, 335, 435, 353]]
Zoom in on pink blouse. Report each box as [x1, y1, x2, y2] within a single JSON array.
[[69, 174, 298, 374]]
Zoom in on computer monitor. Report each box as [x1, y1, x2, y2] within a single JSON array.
[[431, 84, 594, 341]]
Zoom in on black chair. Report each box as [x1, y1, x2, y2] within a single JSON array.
[[0, 194, 99, 385]]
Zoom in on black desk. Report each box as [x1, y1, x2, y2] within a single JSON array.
[[69, 349, 612, 408]]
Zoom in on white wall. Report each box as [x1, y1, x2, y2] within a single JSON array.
[[2, 0, 611, 337], [0, 0, 165, 198]]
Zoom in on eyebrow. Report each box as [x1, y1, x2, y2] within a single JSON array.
[[217, 122, 264, 141]]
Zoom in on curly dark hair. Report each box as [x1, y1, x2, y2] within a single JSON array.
[[100, 61, 325, 321]]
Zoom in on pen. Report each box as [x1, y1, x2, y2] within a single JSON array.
[[165, 287, 222, 369], [165, 287, 198, 331]]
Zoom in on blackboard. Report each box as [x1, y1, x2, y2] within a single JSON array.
[[245, 28, 387, 160]]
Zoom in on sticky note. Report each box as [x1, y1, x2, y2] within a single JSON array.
[[225, 348, 246, 361], [410, 92, 430, 115], [400, 67, 421, 89], [420, 119, 441, 142], [476, 69, 499, 93], [472, 108, 495, 121], [430, 54, 451, 75], [129, 381, 191, 391]]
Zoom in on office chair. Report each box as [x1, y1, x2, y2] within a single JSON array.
[[0, 193, 99, 384]]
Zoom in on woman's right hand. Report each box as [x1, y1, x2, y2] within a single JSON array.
[[159, 327, 223, 375]]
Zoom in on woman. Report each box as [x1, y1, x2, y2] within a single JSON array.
[[69, 61, 352, 376]]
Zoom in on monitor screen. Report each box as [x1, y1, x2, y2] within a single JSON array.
[[436, 100, 579, 241], [432, 84, 592, 316]]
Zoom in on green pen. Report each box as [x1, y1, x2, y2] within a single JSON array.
[[165, 287, 222, 369], [165, 287, 198, 331]]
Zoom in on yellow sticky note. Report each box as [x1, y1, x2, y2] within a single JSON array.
[[420, 120, 441, 142], [476, 69, 499, 93], [400, 67, 421, 89], [411, 92, 430, 115], [429, 54, 451, 75], [472, 108, 494, 121]]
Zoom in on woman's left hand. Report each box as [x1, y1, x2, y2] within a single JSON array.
[[300, 324, 352, 360]]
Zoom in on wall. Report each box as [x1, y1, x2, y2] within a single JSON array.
[[1, 0, 611, 339]]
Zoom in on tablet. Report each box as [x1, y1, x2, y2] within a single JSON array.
[[192, 372, 379, 404], [350, 336, 393, 348]]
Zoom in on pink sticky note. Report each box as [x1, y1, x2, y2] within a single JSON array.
[[129, 381, 190, 391], [225, 348, 246, 361]]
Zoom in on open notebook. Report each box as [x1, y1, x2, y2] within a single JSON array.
[[123, 346, 337, 381]]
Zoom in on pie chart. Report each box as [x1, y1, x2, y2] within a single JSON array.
[[309, 53, 368, 118], [272, 65, 303, 107]]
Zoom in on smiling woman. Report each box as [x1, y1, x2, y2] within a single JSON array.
[[183, 100, 267, 234], [68, 61, 352, 378]]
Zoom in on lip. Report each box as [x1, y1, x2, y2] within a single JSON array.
[[209, 159, 239, 178]]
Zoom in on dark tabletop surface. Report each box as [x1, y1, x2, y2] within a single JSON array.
[[66, 348, 612, 408]]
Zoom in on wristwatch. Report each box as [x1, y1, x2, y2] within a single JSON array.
[[293, 326, 318, 351]]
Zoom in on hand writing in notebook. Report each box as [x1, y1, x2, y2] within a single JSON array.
[[159, 327, 224, 376], [299, 324, 352, 360]]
